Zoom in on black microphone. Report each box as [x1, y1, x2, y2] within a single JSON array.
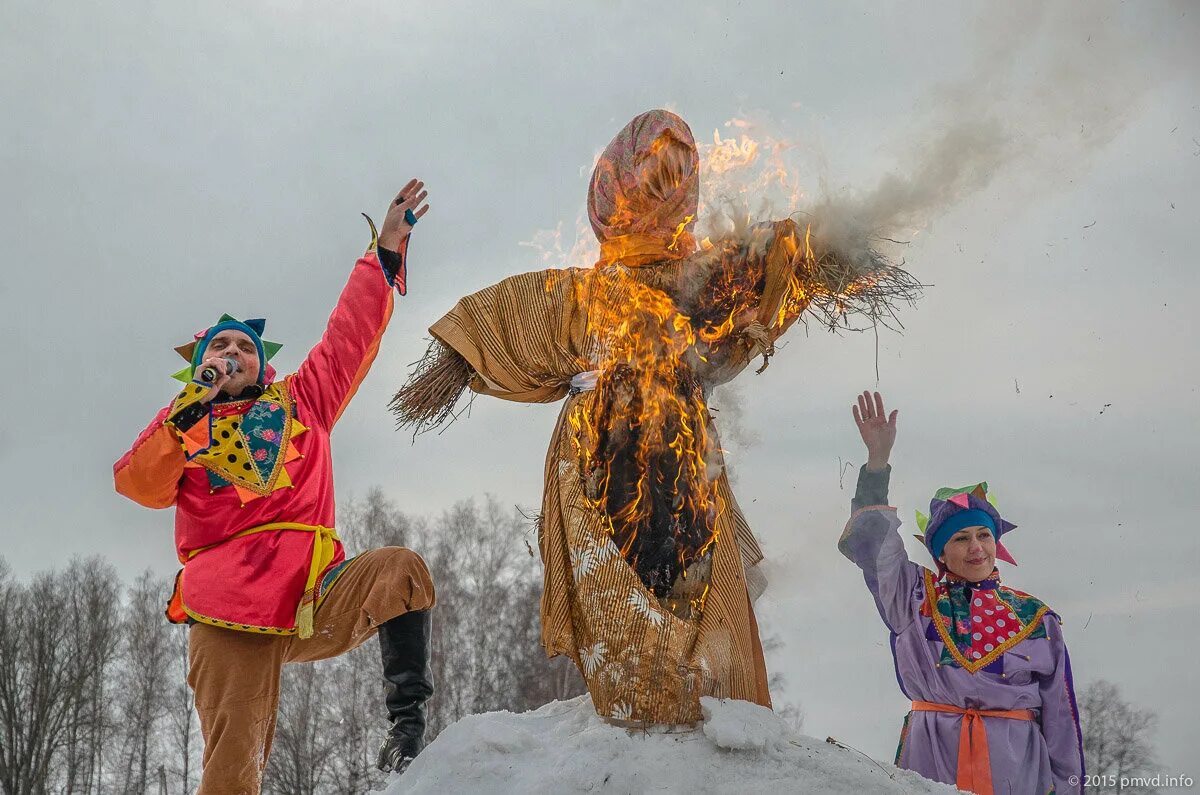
[[198, 357, 240, 384]]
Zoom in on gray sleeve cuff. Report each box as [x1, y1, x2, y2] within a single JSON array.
[[851, 464, 891, 512]]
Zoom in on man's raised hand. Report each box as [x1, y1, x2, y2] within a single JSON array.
[[852, 390, 898, 472], [379, 179, 430, 252]]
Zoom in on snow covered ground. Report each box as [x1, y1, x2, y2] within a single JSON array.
[[384, 695, 959, 794]]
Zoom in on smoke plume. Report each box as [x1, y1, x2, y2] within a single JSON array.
[[811, 1, 1160, 257]]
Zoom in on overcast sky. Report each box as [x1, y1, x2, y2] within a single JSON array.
[[2, 0, 1197, 779]]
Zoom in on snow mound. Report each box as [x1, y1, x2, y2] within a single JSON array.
[[384, 695, 958, 794], [699, 695, 788, 751]]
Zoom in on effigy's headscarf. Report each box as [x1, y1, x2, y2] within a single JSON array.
[[588, 109, 700, 267]]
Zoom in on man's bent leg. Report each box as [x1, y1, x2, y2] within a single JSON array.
[[285, 546, 435, 663], [189, 623, 287, 795], [282, 546, 436, 775]]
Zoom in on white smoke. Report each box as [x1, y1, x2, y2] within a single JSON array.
[[525, 2, 1189, 277], [811, 1, 1164, 256], [709, 381, 762, 486]]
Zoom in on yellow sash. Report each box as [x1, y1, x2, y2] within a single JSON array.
[[187, 521, 340, 639]]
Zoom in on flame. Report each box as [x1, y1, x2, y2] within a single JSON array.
[[707, 129, 759, 175], [566, 206, 802, 618], [522, 115, 813, 273], [567, 227, 810, 618], [697, 118, 807, 235], [567, 259, 726, 616], [520, 114, 907, 620], [667, 214, 695, 252]]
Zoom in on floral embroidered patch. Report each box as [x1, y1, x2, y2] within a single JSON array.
[[176, 382, 307, 503]]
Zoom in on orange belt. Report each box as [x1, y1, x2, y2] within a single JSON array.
[[910, 700, 1036, 795]]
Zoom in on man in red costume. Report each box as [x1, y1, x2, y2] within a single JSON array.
[[115, 181, 433, 791]]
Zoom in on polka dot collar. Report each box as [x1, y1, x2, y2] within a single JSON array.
[[921, 569, 1053, 674]]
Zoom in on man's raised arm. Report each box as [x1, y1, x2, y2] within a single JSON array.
[[291, 181, 429, 430]]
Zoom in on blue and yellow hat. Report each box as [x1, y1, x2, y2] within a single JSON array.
[[171, 314, 282, 386]]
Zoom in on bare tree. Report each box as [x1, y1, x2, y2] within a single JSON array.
[[322, 644, 388, 794], [1080, 679, 1158, 794], [0, 486, 589, 793], [162, 622, 198, 794], [264, 662, 338, 795], [403, 495, 585, 736], [60, 557, 123, 794], [342, 485, 413, 550], [0, 562, 95, 794], [501, 576, 587, 708], [0, 557, 24, 792], [113, 572, 175, 794], [267, 489, 586, 789]]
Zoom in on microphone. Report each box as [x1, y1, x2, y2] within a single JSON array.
[[198, 357, 240, 384]]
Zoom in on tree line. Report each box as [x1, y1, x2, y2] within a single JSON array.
[[0, 488, 1160, 793], [0, 490, 584, 794]]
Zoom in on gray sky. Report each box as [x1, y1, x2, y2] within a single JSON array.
[[2, 0, 1197, 777]]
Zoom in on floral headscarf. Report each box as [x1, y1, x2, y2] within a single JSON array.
[[587, 109, 700, 267]]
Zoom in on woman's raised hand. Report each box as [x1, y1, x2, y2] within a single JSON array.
[[852, 390, 898, 472]]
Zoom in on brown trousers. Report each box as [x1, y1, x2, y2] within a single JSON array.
[[187, 546, 435, 795]]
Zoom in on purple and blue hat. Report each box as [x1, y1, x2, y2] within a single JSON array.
[[915, 482, 1018, 571]]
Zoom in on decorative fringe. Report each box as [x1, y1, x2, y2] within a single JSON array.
[[296, 593, 315, 639], [390, 339, 474, 436]]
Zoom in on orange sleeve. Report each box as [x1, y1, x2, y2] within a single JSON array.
[[114, 405, 186, 509]]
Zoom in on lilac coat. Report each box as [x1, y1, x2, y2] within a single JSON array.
[[838, 470, 1083, 794]]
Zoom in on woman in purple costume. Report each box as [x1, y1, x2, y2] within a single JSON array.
[[838, 391, 1084, 795]]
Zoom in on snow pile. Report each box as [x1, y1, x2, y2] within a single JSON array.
[[384, 695, 958, 794]]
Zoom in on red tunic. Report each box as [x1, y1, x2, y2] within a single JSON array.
[[115, 251, 400, 635]]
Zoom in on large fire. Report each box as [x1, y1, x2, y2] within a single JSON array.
[[568, 263, 721, 620], [545, 120, 917, 621]]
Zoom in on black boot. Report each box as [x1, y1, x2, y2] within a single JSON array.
[[376, 609, 433, 774]]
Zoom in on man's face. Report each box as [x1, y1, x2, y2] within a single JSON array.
[[202, 329, 260, 395]]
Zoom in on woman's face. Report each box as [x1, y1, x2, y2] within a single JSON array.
[[939, 526, 997, 581]]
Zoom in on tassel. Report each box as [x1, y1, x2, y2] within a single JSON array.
[[296, 593, 315, 639], [296, 525, 338, 640]]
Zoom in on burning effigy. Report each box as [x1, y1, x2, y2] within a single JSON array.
[[392, 110, 919, 725]]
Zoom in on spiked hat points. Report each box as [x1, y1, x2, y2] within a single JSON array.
[[914, 482, 1019, 568], [171, 314, 282, 385]]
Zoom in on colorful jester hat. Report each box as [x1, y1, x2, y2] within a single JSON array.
[[915, 482, 1019, 574], [170, 314, 283, 386]]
